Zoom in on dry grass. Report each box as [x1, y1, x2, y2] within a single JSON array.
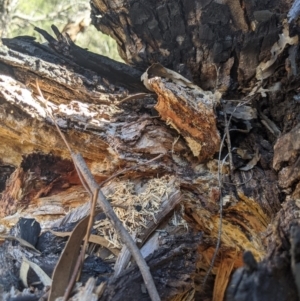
[[94, 175, 176, 248]]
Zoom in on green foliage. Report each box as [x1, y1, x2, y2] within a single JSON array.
[[7, 0, 122, 62]]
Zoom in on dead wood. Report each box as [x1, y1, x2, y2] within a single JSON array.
[[1, 1, 300, 300], [68, 153, 160, 301], [143, 64, 220, 161], [90, 0, 290, 90], [101, 233, 200, 301], [226, 199, 300, 301]]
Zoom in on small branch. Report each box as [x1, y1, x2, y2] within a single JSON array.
[[224, 112, 234, 174], [72, 154, 161, 301], [75, 187, 99, 283], [201, 131, 227, 289], [99, 153, 164, 187], [12, 4, 75, 23], [118, 93, 153, 104], [83, 188, 99, 254]]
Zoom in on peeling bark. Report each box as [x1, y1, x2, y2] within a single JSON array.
[[1, 0, 300, 300]]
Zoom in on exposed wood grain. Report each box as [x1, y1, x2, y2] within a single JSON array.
[[1, 0, 300, 299]]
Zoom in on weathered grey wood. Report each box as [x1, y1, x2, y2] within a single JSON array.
[[1, 0, 300, 300], [102, 234, 200, 301]]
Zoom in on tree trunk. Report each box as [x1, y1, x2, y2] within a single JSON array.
[[90, 0, 291, 90], [1, 1, 300, 301]]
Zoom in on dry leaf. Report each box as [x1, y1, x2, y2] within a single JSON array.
[[50, 230, 120, 256], [23, 257, 52, 286], [48, 215, 89, 301], [20, 259, 30, 287], [239, 148, 261, 171], [0, 235, 41, 254], [141, 63, 204, 92]]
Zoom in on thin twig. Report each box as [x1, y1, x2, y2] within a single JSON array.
[[118, 93, 153, 104], [63, 189, 98, 301], [84, 188, 99, 249], [222, 169, 254, 186], [202, 94, 256, 289], [224, 112, 234, 174], [72, 154, 161, 301], [201, 131, 227, 289], [12, 4, 76, 22], [35, 80, 92, 195], [99, 153, 164, 187], [77, 187, 99, 280]]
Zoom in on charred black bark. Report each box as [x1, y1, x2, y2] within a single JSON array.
[[90, 0, 290, 90], [102, 234, 200, 301]]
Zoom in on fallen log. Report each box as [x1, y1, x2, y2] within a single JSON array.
[[1, 0, 300, 300]]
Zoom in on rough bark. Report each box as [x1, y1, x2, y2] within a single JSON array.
[[90, 0, 291, 90], [1, 0, 300, 301]]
